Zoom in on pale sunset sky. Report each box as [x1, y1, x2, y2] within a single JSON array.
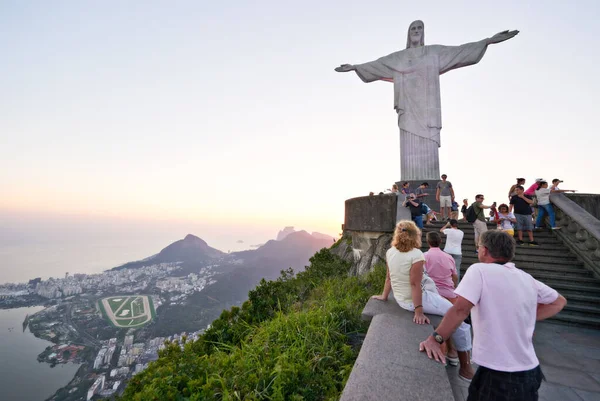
[[1, 1, 599, 274]]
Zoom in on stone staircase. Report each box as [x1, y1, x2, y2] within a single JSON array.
[[420, 221, 600, 328]]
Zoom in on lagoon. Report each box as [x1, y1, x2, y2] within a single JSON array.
[[0, 307, 80, 401]]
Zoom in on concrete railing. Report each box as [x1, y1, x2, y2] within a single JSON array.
[[551, 193, 600, 278], [340, 297, 452, 401]]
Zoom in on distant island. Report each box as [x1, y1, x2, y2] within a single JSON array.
[[0, 228, 335, 401]]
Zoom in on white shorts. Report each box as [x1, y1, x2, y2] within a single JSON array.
[[440, 195, 452, 207]]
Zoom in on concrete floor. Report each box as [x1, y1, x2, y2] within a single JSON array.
[[448, 322, 600, 401]]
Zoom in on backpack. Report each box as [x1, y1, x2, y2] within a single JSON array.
[[466, 204, 479, 223]]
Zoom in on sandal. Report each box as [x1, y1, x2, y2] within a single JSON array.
[[446, 355, 459, 366], [458, 374, 473, 383]]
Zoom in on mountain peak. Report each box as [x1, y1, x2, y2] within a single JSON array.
[[276, 227, 296, 241], [183, 234, 207, 245]]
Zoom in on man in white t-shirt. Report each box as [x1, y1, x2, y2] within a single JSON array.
[[440, 219, 464, 280], [419, 230, 566, 400]]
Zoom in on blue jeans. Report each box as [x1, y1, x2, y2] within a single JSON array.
[[412, 215, 423, 228], [536, 204, 556, 228]]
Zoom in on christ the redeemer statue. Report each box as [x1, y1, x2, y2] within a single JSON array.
[[335, 20, 518, 180]]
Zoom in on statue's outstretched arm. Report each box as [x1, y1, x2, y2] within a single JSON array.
[[487, 30, 519, 45], [335, 64, 356, 72]]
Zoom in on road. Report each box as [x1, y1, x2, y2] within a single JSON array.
[[65, 303, 101, 348]]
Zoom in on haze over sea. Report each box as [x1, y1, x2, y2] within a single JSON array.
[[0, 210, 327, 284]]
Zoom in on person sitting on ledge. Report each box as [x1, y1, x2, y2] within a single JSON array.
[[372, 220, 474, 380], [424, 232, 459, 301], [419, 230, 566, 397], [424, 231, 460, 366]]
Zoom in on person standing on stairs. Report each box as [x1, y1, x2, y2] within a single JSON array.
[[534, 181, 576, 230], [508, 178, 526, 200], [436, 174, 455, 221], [510, 186, 539, 246], [472, 195, 494, 250], [461, 198, 469, 221], [550, 178, 576, 192], [440, 219, 464, 279], [419, 230, 566, 400], [494, 204, 516, 237]]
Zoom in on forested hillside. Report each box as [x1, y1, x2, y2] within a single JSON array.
[[118, 248, 385, 400]]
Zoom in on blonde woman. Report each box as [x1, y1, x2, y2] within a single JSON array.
[[372, 220, 474, 381]]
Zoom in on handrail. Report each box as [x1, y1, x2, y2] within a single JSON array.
[[551, 193, 600, 242], [550, 193, 600, 277]]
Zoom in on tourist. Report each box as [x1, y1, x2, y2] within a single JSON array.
[[450, 200, 459, 220], [460, 199, 468, 221], [551, 178, 576, 193], [535, 181, 575, 230], [403, 194, 425, 229], [510, 185, 538, 246], [524, 178, 544, 197], [440, 219, 464, 280], [415, 182, 430, 204], [419, 230, 566, 398], [423, 203, 437, 226], [495, 204, 516, 236], [372, 220, 474, 380], [508, 178, 526, 200], [401, 181, 411, 195], [436, 174, 455, 220], [471, 195, 494, 249], [425, 231, 458, 303], [391, 184, 399, 194], [424, 231, 460, 367], [522, 178, 544, 219]]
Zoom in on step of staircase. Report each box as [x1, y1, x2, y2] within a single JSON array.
[[551, 312, 600, 327], [562, 302, 600, 315], [419, 221, 600, 328]]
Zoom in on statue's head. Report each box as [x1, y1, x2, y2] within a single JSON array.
[[406, 20, 425, 48]]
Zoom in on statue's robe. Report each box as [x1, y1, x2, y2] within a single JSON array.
[[353, 40, 488, 180]]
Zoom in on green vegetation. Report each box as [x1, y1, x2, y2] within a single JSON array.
[[148, 296, 156, 319], [108, 297, 127, 311], [97, 299, 115, 328], [118, 315, 149, 327], [119, 249, 385, 401]]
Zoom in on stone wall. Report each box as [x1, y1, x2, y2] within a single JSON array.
[[344, 195, 397, 232], [331, 231, 392, 276], [566, 194, 600, 220]]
